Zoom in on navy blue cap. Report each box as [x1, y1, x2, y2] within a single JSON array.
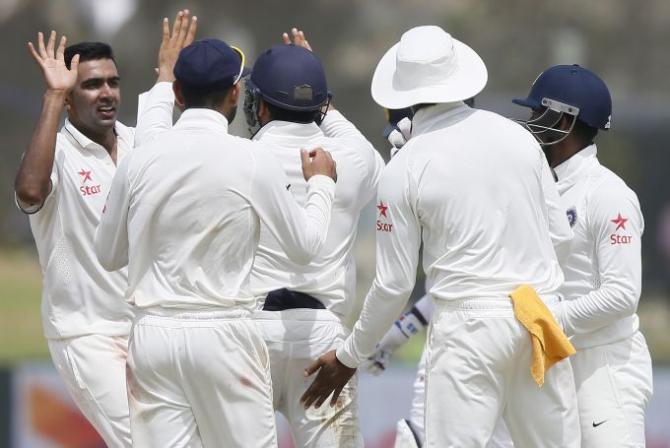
[[513, 64, 612, 130], [174, 38, 247, 90], [249, 44, 329, 111]]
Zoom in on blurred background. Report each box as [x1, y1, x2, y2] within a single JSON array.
[[1, 0, 669, 446]]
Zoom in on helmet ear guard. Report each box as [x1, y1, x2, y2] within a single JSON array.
[[516, 98, 580, 146], [243, 77, 263, 136], [314, 92, 332, 125]]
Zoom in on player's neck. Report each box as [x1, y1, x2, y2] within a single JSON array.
[[545, 139, 581, 168], [71, 119, 117, 154]]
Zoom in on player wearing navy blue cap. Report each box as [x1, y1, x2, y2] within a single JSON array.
[[515, 65, 653, 447], [98, 33, 339, 447], [249, 29, 383, 447]]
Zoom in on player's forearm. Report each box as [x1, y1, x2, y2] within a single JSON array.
[[135, 82, 175, 146], [561, 282, 639, 336], [15, 90, 64, 205], [337, 281, 413, 368]]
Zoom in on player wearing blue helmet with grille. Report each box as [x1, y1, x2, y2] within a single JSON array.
[[515, 65, 653, 447], [249, 29, 383, 448]]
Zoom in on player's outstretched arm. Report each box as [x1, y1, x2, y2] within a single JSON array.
[[156, 9, 198, 83], [15, 31, 78, 212], [135, 10, 197, 146]]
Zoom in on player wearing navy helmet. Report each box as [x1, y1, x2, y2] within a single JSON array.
[[515, 64, 653, 447], [248, 29, 383, 447]]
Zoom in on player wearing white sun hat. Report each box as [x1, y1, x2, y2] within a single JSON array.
[[301, 25, 580, 448]]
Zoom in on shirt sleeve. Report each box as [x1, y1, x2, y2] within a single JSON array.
[[320, 109, 367, 140], [95, 155, 132, 271], [560, 182, 643, 336], [539, 146, 573, 266], [337, 155, 422, 368], [321, 109, 385, 203], [134, 82, 175, 147], [15, 139, 62, 215], [248, 149, 336, 265]]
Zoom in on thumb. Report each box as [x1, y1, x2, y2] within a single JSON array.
[[304, 357, 324, 377], [300, 148, 310, 170]]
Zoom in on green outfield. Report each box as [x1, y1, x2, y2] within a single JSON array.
[[0, 249, 47, 363]]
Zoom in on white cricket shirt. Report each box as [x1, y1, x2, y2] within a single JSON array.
[[95, 109, 336, 312], [337, 102, 573, 367], [17, 119, 135, 339], [553, 145, 643, 349], [250, 111, 384, 320]]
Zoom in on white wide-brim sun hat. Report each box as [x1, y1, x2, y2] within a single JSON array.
[[371, 25, 488, 109]]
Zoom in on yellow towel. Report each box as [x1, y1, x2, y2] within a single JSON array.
[[509, 284, 576, 387]]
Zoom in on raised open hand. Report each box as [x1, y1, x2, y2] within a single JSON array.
[[282, 27, 312, 52], [157, 9, 198, 82], [27, 31, 79, 93]]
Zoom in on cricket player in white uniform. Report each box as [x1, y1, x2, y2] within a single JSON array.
[[13, 16, 195, 443], [133, 29, 384, 446], [301, 26, 581, 448], [95, 38, 338, 447], [367, 105, 512, 448], [514, 64, 653, 447], [246, 34, 384, 446]]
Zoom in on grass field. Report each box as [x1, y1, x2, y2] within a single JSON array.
[[0, 248, 48, 364]]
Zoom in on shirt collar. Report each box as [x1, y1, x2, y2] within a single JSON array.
[[252, 120, 322, 142], [174, 108, 229, 133], [411, 101, 471, 137], [554, 144, 598, 183], [63, 118, 132, 151]]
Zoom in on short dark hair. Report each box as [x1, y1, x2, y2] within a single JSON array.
[[572, 118, 598, 148], [64, 42, 115, 69], [181, 83, 232, 109], [266, 101, 319, 124]]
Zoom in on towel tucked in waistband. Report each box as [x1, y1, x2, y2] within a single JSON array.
[[509, 284, 576, 387]]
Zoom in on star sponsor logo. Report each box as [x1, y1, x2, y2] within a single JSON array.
[[78, 169, 93, 183], [77, 169, 102, 196], [376, 200, 393, 232], [611, 213, 628, 231], [377, 201, 388, 218], [610, 213, 632, 245]]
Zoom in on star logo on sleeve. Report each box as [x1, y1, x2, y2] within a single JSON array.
[[611, 213, 628, 231], [78, 169, 93, 183], [376, 201, 393, 232], [377, 201, 389, 218]]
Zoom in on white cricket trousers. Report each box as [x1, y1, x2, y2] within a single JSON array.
[[396, 349, 514, 448], [47, 334, 132, 447], [254, 309, 363, 448], [424, 299, 580, 448], [127, 310, 277, 448], [573, 331, 653, 447]]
